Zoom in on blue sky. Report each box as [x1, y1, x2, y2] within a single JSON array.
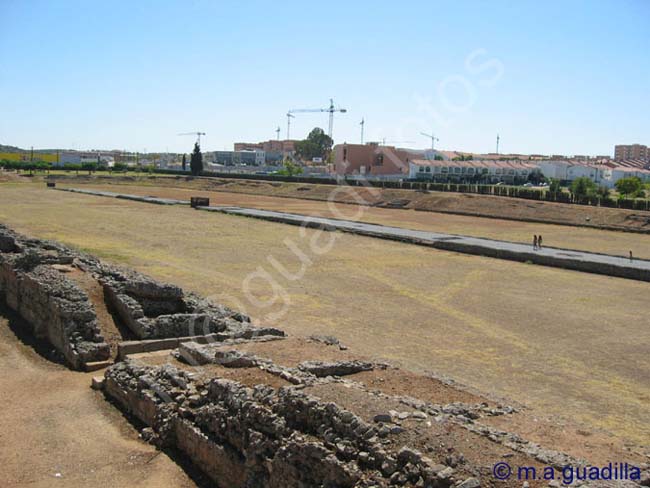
[[1, 0, 648, 155]]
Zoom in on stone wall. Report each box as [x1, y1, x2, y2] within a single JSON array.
[[104, 360, 458, 488], [0, 225, 109, 369]]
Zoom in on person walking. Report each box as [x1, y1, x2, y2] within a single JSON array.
[[533, 235, 538, 250], [538, 235, 543, 249]]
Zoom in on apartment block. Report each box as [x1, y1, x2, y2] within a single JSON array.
[[614, 144, 649, 162]]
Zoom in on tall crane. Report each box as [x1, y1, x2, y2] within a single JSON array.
[[381, 138, 415, 146], [420, 132, 439, 151], [275, 126, 281, 141], [288, 98, 347, 140], [286, 113, 295, 139], [178, 131, 206, 146]]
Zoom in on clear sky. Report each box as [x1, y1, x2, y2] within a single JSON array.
[[1, 0, 648, 156]]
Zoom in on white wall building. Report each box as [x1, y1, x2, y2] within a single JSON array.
[[408, 159, 538, 182], [601, 167, 650, 188], [535, 160, 604, 184]]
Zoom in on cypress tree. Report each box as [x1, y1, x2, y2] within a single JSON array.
[[190, 142, 203, 176]]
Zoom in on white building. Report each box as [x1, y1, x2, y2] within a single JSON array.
[[535, 160, 604, 184], [601, 167, 650, 188], [408, 159, 538, 182], [54, 152, 114, 167]]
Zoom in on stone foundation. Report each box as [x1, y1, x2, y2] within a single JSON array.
[[0, 226, 109, 369]]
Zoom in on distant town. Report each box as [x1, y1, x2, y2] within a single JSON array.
[[1, 140, 649, 190]]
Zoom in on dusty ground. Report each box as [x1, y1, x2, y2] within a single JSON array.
[[0, 305, 197, 487], [47, 173, 650, 231], [0, 183, 648, 451], [57, 180, 650, 260]]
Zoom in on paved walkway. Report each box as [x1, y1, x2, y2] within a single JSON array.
[[57, 187, 650, 282]]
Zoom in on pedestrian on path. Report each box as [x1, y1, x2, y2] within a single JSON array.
[[538, 235, 543, 249], [533, 235, 538, 250]]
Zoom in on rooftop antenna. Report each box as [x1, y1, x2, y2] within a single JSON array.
[[275, 126, 281, 141], [360, 118, 365, 144], [496, 134, 500, 154]]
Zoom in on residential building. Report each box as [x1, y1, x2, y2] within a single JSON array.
[[615, 144, 649, 162], [535, 160, 604, 183], [408, 159, 538, 183], [234, 140, 297, 160], [600, 166, 650, 188], [212, 150, 265, 166], [332, 143, 410, 176]]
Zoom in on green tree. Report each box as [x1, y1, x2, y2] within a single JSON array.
[[190, 142, 203, 176], [527, 169, 545, 185], [82, 162, 98, 174], [182, 153, 187, 172], [548, 178, 562, 194], [615, 177, 642, 197], [277, 158, 303, 176], [295, 128, 333, 161], [570, 177, 597, 200], [597, 185, 610, 199]]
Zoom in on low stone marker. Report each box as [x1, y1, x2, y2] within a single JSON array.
[[190, 196, 209, 208]]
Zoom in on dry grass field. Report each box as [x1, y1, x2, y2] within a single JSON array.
[[1, 181, 649, 449], [49, 174, 650, 231], [58, 179, 650, 260]]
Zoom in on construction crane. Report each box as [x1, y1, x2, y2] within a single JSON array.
[[381, 138, 415, 146], [420, 132, 439, 151], [178, 131, 206, 146], [275, 126, 281, 140], [288, 98, 347, 140], [286, 113, 295, 139]]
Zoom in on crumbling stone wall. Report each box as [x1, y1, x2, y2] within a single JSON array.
[[94, 262, 265, 340], [0, 225, 109, 368], [104, 359, 459, 488]]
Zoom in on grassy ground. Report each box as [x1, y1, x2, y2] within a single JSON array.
[[62, 180, 650, 260], [1, 183, 649, 447]]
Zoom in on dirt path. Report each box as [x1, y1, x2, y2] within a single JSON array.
[[0, 306, 197, 487]]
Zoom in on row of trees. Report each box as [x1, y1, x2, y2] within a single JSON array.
[[568, 176, 647, 200], [0, 159, 158, 174]]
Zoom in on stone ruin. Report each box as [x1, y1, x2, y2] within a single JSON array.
[[0, 225, 109, 369], [0, 224, 282, 370], [104, 359, 460, 488]]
